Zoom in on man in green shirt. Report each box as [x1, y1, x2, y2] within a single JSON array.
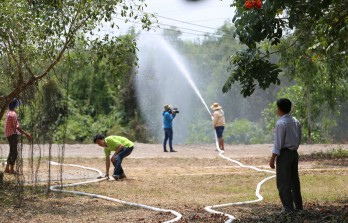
[[94, 134, 134, 180]]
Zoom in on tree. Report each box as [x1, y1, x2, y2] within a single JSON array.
[[223, 0, 348, 99], [0, 0, 154, 120]]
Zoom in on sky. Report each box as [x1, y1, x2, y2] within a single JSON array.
[[110, 0, 236, 40]]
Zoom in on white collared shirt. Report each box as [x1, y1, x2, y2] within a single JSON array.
[[272, 114, 302, 155]]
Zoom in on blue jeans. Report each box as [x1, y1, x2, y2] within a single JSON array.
[[112, 147, 134, 176], [163, 128, 173, 151]]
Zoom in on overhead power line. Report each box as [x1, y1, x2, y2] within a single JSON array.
[[155, 15, 219, 31], [111, 17, 232, 39]]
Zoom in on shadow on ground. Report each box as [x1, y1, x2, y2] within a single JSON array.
[[232, 202, 348, 223]]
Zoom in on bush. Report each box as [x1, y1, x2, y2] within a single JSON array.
[[187, 118, 270, 144], [224, 119, 270, 144]]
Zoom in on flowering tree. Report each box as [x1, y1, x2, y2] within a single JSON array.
[[223, 0, 348, 98]]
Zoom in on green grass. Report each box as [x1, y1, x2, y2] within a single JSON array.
[[302, 146, 348, 160]]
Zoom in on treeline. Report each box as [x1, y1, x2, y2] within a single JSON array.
[[168, 23, 348, 144], [0, 31, 150, 144], [1, 24, 347, 144]]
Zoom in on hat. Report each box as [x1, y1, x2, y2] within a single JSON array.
[[164, 104, 172, 111], [211, 102, 222, 110]]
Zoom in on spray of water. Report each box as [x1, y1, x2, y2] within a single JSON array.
[[158, 37, 211, 115], [135, 35, 214, 143], [158, 37, 219, 149]]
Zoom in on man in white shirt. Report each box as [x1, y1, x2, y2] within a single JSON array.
[[269, 98, 303, 213]]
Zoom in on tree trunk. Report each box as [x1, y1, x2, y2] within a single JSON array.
[[307, 86, 312, 144], [0, 171, 3, 189]]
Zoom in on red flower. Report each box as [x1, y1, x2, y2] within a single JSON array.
[[244, 0, 254, 9], [255, 0, 263, 9], [245, 0, 262, 10]]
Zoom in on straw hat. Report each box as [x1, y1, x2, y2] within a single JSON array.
[[164, 104, 172, 111], [211, 102, 222, 110]]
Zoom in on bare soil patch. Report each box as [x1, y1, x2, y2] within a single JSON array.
[[1, 144, 347, 222]]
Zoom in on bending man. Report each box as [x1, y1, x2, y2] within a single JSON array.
[[94, 134, 134, 180]]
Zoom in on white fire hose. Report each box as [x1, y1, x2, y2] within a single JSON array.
[[49, 161, 182, 223], [204, 134, 276, 223]]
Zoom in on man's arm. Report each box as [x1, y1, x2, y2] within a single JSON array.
[[165, 112, 175, 122], [269, 153, 277, 169], [17, 127, 32, 141], [269, 123, 284, 169], [212, 112, 218, 127], [105, 155, 110, 176]]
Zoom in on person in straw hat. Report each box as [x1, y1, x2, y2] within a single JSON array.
[[211, 102, 225, 150]]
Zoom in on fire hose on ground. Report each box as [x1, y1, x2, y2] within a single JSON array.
[[203, 135, 276, 223], [3, 142, 276, 223], [49, 161, 182, 223]]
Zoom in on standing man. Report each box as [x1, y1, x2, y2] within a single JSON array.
[[4, 98, 32, 174], [269, 98, 303, 213], [163, 104, 176, 152], [94, 134, 134, 180], [211, 103, 225, 151]]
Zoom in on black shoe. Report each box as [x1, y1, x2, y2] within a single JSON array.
[[164, 150, 168, 152], [112, 175, 121, 180], [170, 150, 177, 152], [120, 173, 127, 179], [280, 209, 294, 215], [113, 173, 127, 180]]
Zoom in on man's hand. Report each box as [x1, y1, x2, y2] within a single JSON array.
[[269, 154, 277, 169]]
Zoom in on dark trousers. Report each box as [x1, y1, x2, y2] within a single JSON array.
[[7, 134, 19, 165], [163, 128, 173, 151], [276, 148, 303, 212], [112, 147, 133, 176]]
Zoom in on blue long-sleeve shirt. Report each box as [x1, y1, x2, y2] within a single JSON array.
[[272, 114, 302, 155], [163, 111, 175, 129]]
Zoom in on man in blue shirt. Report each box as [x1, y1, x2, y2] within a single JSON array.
[[269, 98, 303, 213], [162, 104, 177, 152]]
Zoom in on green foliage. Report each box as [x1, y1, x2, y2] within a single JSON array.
[[225, 119, 270, 144], [226, 0, 348, 99], [223, 48, 281, 97], [187, 120, 215, 144], [262, 84, 339, 144], [187, 118, 270, 144], [0, 0, 154, 120]]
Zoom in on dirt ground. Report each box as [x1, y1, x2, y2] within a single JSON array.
[[1, 144, 347, 223], [0, 143, 344, 159]]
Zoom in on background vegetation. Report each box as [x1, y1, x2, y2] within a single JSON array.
[[1, 1, 347, 144]]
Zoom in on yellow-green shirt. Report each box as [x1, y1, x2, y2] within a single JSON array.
[[104, 136, 134, 156]]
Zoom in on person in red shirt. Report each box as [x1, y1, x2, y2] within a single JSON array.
[[4, 98, 32, 174]]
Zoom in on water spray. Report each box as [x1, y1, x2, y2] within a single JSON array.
[[158, 38, 211, 114], [159, 36, 276, 222]]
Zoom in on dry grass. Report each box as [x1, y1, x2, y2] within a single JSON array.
[[1, 156, 348, 222]]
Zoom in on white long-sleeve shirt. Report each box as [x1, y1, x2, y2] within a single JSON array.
[[272, 114, 302, 155]]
